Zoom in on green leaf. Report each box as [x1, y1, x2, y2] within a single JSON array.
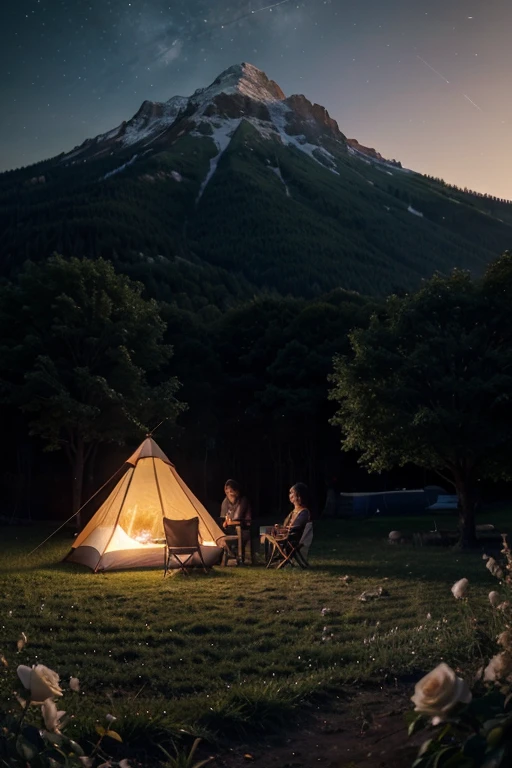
[[442, 753, 475, 768], [408, 713, 429, 736], [480, 745, 507, 768], [66, 738, 85, 757], [432, 747, 461, 768], [105, 729, 123, 742], [95, 724, 106, 736], [463, 733, 487, 762], [44, 730, 64, 747], [418, 739, 434, 757], [16, 734, 39, 761]]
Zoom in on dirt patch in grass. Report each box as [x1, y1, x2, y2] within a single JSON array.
[[208, 686, 422, 768]]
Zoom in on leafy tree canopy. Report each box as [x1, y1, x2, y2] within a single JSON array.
[[0, 254, 185, 521], [329, 251, 512, 547]]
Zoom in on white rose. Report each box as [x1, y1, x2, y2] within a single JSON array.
[[41, 698, 66, 732], [17, 664, 63, 704], [451, 578, 469, 599], [484, 652, 512, 682], [489, 591, 501, 608], [411, 663, 472, 719]]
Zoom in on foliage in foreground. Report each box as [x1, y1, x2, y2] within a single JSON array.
[[408, 535, 512, 767], [0, 652, 212, 768]]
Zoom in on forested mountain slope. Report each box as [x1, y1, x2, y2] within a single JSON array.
[[1, 63, 511, 305]]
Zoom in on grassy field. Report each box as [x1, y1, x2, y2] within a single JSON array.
[[0, 509, 510, 759]]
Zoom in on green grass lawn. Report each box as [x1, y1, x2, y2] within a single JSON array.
[[0, 509, 510, 754]]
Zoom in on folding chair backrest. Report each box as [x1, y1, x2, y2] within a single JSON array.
[[163, 517, 199, 548], [298, 522, 313, 561], [299, 522, 313, 549]]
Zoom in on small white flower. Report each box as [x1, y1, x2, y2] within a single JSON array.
[[321, 608, 331, 616], [486, 558, 504, 580], [69, 677, 80, 692], [16, 632, 27, 652], [41, 698, 66, 733], [426, 613, 432, 620], [451, 578, 469, 599], [489, 591, 501, 608], [497, 630, 512, 648], [105, 713, 117, 723]]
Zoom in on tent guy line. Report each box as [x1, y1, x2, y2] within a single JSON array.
[[27, 463, 126, 557]]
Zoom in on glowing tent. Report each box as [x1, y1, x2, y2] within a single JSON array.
[[65, 437, 225, 572]]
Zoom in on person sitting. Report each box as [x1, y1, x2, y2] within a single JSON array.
[[221, 479, 252, 530], [280, 483, 311, 543], [263, 483, 312, 568], [221, 479, 252, 563]]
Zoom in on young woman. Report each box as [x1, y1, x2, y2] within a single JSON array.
[[283, 483, 311, 542]]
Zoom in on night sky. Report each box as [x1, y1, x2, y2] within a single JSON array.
[[1, 0, 510, 198]]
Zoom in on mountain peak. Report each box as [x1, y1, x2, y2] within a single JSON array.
[[191, 62, 286, 104]]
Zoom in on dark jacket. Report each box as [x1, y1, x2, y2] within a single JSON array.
[[284, 507, 310, 533], [221, 495, 252, 529]]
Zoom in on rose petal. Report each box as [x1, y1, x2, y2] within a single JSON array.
[[17, 665, 32, 691]]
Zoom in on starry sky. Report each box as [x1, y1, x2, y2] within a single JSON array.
[[1, 0, 510, 198]]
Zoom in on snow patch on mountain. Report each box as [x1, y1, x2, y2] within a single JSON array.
[[97, 126, 121, 143], [102, 154, 138, 180], [267, 102, 340, 175], [270, 166, 290, 197], [142, 128, 170, 147], [190, 63, 284, 111], [122, 96, 188, 147], [196, 119, 241, 202]]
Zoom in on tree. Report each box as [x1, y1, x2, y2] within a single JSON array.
[[329, 254, 512, 548], [0, 255, 185, 527]]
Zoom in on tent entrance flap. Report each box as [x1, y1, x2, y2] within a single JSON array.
[[64, 437, 224, 572]]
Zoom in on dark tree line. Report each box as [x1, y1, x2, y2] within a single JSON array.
[[2, 250, 512, 549]]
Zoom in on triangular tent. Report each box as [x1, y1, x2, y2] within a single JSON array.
[[65, 437, 225, 572]]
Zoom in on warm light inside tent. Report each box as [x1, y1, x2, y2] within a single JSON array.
[[105, 524, 163, 552]]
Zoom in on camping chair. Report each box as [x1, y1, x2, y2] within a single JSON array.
[[163, 517, 208, 576], [265, 522, 313, 570], [221, 522, 254, 566]]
